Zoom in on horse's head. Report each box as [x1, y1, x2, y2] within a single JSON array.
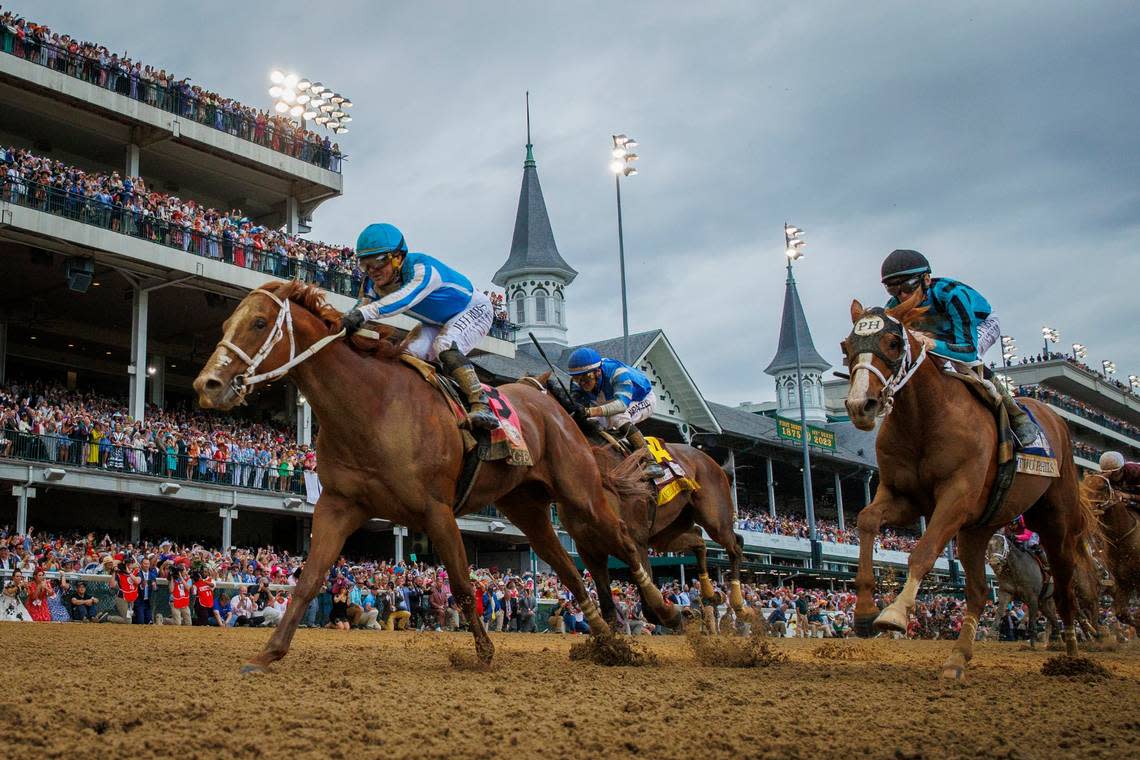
[[985, 533, 1010, 571], [841, 290, 925, 430], [1079, 472, 1115, 515], [193, 282, 341, 410]]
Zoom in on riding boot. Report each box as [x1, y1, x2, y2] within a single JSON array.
[[438, 345, 499, 431], [622, 424, 665, 480], [997, 383, 1038, 447]]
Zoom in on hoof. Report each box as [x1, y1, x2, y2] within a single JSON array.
[[873, 608, 908, 633], [853, 615, 877, 638], [940, 665, 966, 681], [240, 663, 268, 676]]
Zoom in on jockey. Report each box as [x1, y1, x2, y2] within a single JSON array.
[[881, 249, 1037, 446], [1006, 515, 1047, 563], [340, 223, 498, 431], [566, 347, 665, 479], [1099, 451, 1140, 506]]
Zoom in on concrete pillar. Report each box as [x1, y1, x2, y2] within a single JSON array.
[[296, 398, 312, 446], [130, 503, 141, 544], [834, 471, 845, 532], [149, 355, 165, 408], [14, 483, 34, 535], [863, 470, 873, 506], [129, 287, 149, 421], [0, 322, 7, 384], [299, 517, 312, 554], [220, 507, 238, 551], [285, 196, 300, 234], [919, 516, 927, 535], [126, 143, 140, 177], [679, 562, 686, 587], [765, 457, 777, 518], [393, 526, 407, 564], [726, 450, 739, 516]]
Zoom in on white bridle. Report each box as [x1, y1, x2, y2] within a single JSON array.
[[218, 288, 345, 403], [849, 315, 927, 417]]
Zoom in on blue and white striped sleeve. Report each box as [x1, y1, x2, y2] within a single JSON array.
[[358, 262, 439, 320], [608, 368, 634, 409]]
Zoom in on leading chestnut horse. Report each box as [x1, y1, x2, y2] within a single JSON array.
[[193, 281, 676, 670], [842, 292, 1097, 679]]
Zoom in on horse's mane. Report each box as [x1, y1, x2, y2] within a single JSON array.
[[261, 280, 412, 361]]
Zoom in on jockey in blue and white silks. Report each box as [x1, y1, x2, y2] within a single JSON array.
[[567, 347, 664, 478], [880, 248, 1035, 445], [341, 223, 498, 430]]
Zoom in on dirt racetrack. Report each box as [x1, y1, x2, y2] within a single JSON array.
[[1, 624, 1138, 759]]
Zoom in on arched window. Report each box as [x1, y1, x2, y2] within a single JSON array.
[[802, 377, 815, 407], [534, 288, 548, 323], [784, 378, 798, 407], [553, 292, 564, 327], [513, 291, 525, 324]]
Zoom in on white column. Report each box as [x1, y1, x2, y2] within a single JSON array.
[[14, 484, 34, 535], [726, 450, 739, 515], [0, 321, 7, 384], [125, 143, 140, 177], [766, 456, 777, 517], [679, 562, 686, 587], [863, 470, 873, 506], [220, 507, 238, 551], [919, 516, 927, 535], [129, 287, 149, 421], [295, 397, 312, 446], [130, 503, 141, 544], [834, 471, 845, 532], [393, 526, 407, 564], [285, 196, 300, 234], [149, 355, 165, 408]]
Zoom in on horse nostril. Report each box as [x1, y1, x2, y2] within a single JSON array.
[[200, 377, 223, 395], [862, 399, 878, 415]]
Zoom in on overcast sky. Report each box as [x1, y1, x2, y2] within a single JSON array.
[[31, 1, 1140, 404]]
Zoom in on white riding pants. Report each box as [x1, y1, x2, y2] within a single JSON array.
[[404, 290, 493, 362]]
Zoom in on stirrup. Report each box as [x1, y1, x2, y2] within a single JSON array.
[[467, 406, 499, 431]]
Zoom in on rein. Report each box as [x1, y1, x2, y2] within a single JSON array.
[[848, 311, 927, 417], [219, 288, 345, 402]]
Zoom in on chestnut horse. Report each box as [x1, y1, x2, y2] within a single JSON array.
[[842, 292, 1097, 679], [193, 281, 676, 670], [1080, 473, 1140, 631]]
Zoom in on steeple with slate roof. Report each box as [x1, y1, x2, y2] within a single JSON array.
[[494, 94, 576, 346], [765, 267, 831, 423]]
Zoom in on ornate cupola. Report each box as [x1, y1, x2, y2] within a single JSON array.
[[492, 95, 577, 347], [764, 267, 831, 423]]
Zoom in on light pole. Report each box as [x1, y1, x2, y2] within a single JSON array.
[[783, 222, 817, 553], [1041, 326, 1059, 358], [1128, 375, 1139, 392], [610, 134, 639, 364], [1071, 343, 1087, 362], [1000, 335, 1018, 368], [1102, 360, 1116, 378], [269, 70, 352, 135]]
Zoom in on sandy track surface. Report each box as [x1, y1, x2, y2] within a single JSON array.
[[1, 624, 1137, 759]]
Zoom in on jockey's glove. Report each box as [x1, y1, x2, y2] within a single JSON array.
[[341, 309, 365, 335], [571, 404, 591, 426]]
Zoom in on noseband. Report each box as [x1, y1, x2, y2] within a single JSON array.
[[218, 288, 345, 403], [846, 307, 926, 417]]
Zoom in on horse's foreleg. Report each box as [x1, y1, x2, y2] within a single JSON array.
[[854, 489, 916, 637], [244, 496, 364, 673], [424, 503, 493, 663], [941, 528, 991, 680]]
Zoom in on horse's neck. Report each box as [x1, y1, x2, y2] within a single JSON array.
[[880, 349, 943, 439]]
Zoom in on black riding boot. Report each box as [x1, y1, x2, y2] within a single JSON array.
[[439, 346, 499, 431], [999, 383, 1038, 447], [622, 423, 665, 480]]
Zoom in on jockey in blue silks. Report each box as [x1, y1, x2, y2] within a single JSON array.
[[340, 223, 498, 430], [880, 248, 1035, 445], [566, 347, 665, 479]]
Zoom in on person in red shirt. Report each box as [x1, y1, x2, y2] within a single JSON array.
[[168, 566, 192, 626], [191, 569, 216, 627], [107, 561, 137, 624]]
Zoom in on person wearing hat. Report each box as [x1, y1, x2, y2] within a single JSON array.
[[1099, 451, 1140, 506], [340, 222, 499, 431], [564, 346, 665, 479], [879, 248, 1037, 446]]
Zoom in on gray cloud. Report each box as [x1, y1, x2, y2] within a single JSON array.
[[32, 1, 1140, 403]]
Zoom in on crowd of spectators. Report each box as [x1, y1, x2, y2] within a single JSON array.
[[1017, 384, 1140, 440], [998, 351, 1138, 398], [2, 528, 1132, 640], [734, 509, 919, 552], [0, 9, 342, 170], [0, 379, 314, 494], [1, 144, 362, 296]]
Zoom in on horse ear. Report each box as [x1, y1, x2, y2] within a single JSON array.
[[850, 299, 864, 323], [537, 371, 551, 385]]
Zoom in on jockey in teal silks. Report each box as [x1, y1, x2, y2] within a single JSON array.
[[880, 249, 1037, 446], [340, 223, 498, 431], [567, 347, 665, 479]]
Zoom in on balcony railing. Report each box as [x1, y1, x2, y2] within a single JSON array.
[[0, 28, 343, 172], [2, 178, 362, 297], [1, 430, 306, 495]]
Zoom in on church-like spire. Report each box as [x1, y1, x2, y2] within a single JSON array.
[[492, 93, 577, 287], [764, 267, 830, 375]]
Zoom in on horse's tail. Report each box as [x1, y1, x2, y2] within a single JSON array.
[[592, 446, 654, 504]]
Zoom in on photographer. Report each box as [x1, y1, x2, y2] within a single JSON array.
[[106, 560, 137, 623]]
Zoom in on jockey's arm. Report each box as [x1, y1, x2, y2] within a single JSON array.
[[929, 282, 988, 362], [357, 261, 436, 321], [587, 368, 633, 418]]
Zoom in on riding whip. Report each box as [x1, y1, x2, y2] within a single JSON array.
[[527, 332, 574, 400]]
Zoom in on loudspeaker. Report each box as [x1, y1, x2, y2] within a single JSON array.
[[66, 258, 94, 293]]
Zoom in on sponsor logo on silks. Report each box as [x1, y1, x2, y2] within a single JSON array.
[[1015, 453, 1061, 478]]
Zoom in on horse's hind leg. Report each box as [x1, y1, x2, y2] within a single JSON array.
[[659, 527, 717, 632], [245, 495, 365, 673], [423, 502, 494, 663]]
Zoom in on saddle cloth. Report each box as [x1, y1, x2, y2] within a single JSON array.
[[399, 354, 532, 466], [646, 436, 699, 506], [1013, 403, 1059, 478]]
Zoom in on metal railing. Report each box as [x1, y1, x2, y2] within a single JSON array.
[[0, 28, 344, 171], [1, 178, 363, 297], [0, 430, 306, 495]]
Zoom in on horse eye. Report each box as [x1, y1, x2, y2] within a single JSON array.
[[254, 318, 268, 330]]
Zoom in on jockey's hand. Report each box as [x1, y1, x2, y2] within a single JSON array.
[[571, 404, 590, 426], [586, 406, 605, 419], [340, 309, 365, 336], [912, 331, 936, 350]]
